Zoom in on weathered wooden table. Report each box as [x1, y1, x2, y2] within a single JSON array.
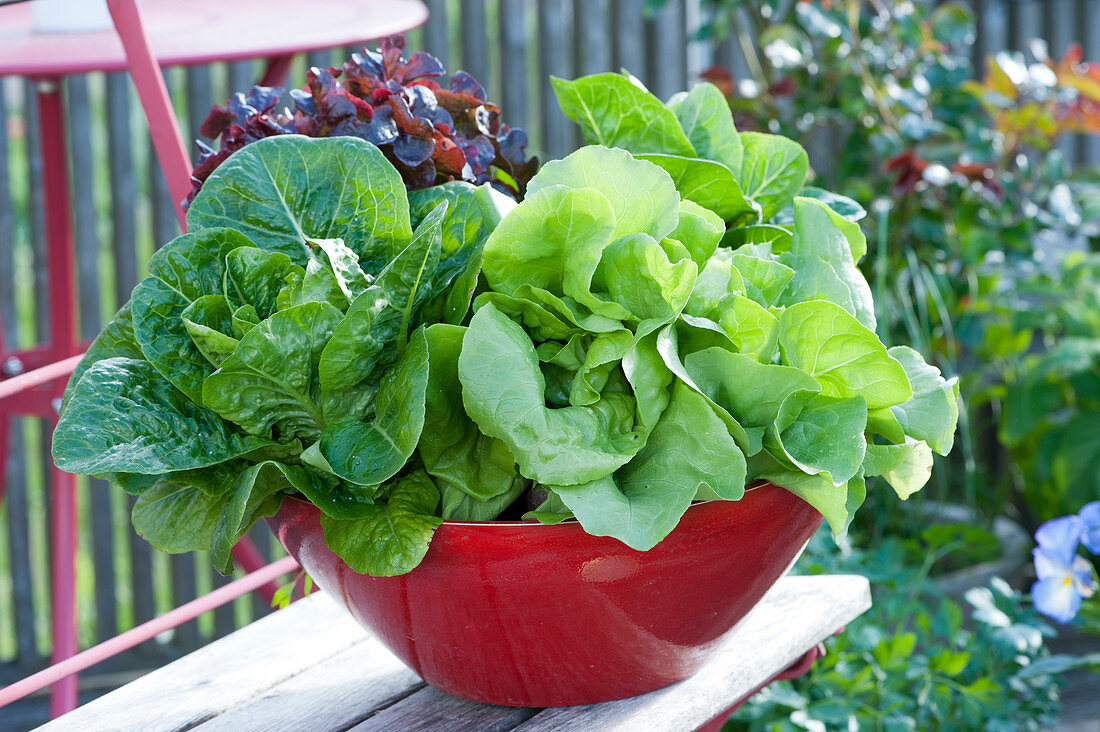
[[37, 575, 871, 732]]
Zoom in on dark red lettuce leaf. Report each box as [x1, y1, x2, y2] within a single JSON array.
[[185, 35, 536, 207]]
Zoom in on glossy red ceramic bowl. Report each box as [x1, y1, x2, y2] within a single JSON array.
[[268, 484, 823, 706]]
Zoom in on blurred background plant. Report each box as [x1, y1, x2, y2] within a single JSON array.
[[644, 0, 1100, 723], [725, 532, 1066, 731], [669, 0, 1100, 544]]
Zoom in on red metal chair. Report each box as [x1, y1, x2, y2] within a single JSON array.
[[0, 0, 294, 716]]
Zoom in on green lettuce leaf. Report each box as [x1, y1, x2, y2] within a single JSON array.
[[554, 381, 746, 550], [318, 203, 445, 392], [550, 73, 696, 157], [738, 131, 809, 221], [863, 438, 934, 500], [132, 477, 232, 554], [203, 302, 343, 441], [667, 81, 743, 170], [635, 154, 756, 223], [53, 357, 270, 475], [778, 301, 912, 410], [419, 323, 525, 510], [313, 327, 430, 488], [187, 135, 413, 264], [181, 295, 238, 367], [888, 346, 960, 455], [459, 304, 644, 485], [319, 471, 444, 577], [779, 197, 875, 329]]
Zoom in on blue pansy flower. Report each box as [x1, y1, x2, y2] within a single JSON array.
[[1031, 515, 1097, 624], [1080, 501, 1100, 554]]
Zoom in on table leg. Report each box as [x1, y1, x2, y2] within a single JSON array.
[[259, 54, 296, 88], [48, 453, 79, 717], [36, 81, 77, 365], [36, 82, 81, 717]]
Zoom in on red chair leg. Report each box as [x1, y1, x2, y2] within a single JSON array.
[[48, 458, 79, 717]]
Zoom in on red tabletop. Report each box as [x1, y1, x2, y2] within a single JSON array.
[[0, 0, 428, 77]]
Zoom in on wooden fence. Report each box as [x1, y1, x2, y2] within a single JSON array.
[[0, 0, 1098, 722]]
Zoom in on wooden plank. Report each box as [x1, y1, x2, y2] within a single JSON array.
[[349, 686, 538, 732], [538, 0, 574, 160], [51, 575, 870, 731], [460, 0, 490, 88], [576, 0, 611, 76], [647, 0, 686, 101], [513, 575, 872, 732], [498, 0, 529, 132], [36, 593, 369, 732], [194, 633, 424, 731], [612, 0, 645, 79], [423, 0, 450, 67]]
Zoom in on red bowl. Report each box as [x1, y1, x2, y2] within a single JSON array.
[[268, 484, 823, 707]]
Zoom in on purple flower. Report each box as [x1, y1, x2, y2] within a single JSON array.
[[1080, 501, 1100, 554], [1031, 515, 1097, 623]]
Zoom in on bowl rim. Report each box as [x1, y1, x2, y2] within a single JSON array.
[[279, 481, 776, 529]]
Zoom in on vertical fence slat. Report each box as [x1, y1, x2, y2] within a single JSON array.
[[1086, 0, 1100, 166], [684, 0, 710, 82], [106, 74, 139, 305], [228, 61, 256, 101], [0, 84, 15, 351], [1049, 0, 1079, 163], [185, 65, 213, 165], [498, 0, 530, 132], [976, 0, 1008, 70], [247, 524, 273, 621], [538, 0, 574, 160], [106, 72, 157, 642], [27, 78, 61, 677], [25, 81, 47, 343], [1010, 0, 1042, 53], [459, 0, 490, 85], [647, 0, 687, 102], [612, 0, 645, 80], [424, 0, 450, 67], [0, 87, 35, 671], [4, 421, 35, 667], [66, 73, 119, 646], [576, 0, 611, 76]]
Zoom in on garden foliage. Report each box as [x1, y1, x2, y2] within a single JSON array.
[[726, 533, 1065, 731]]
